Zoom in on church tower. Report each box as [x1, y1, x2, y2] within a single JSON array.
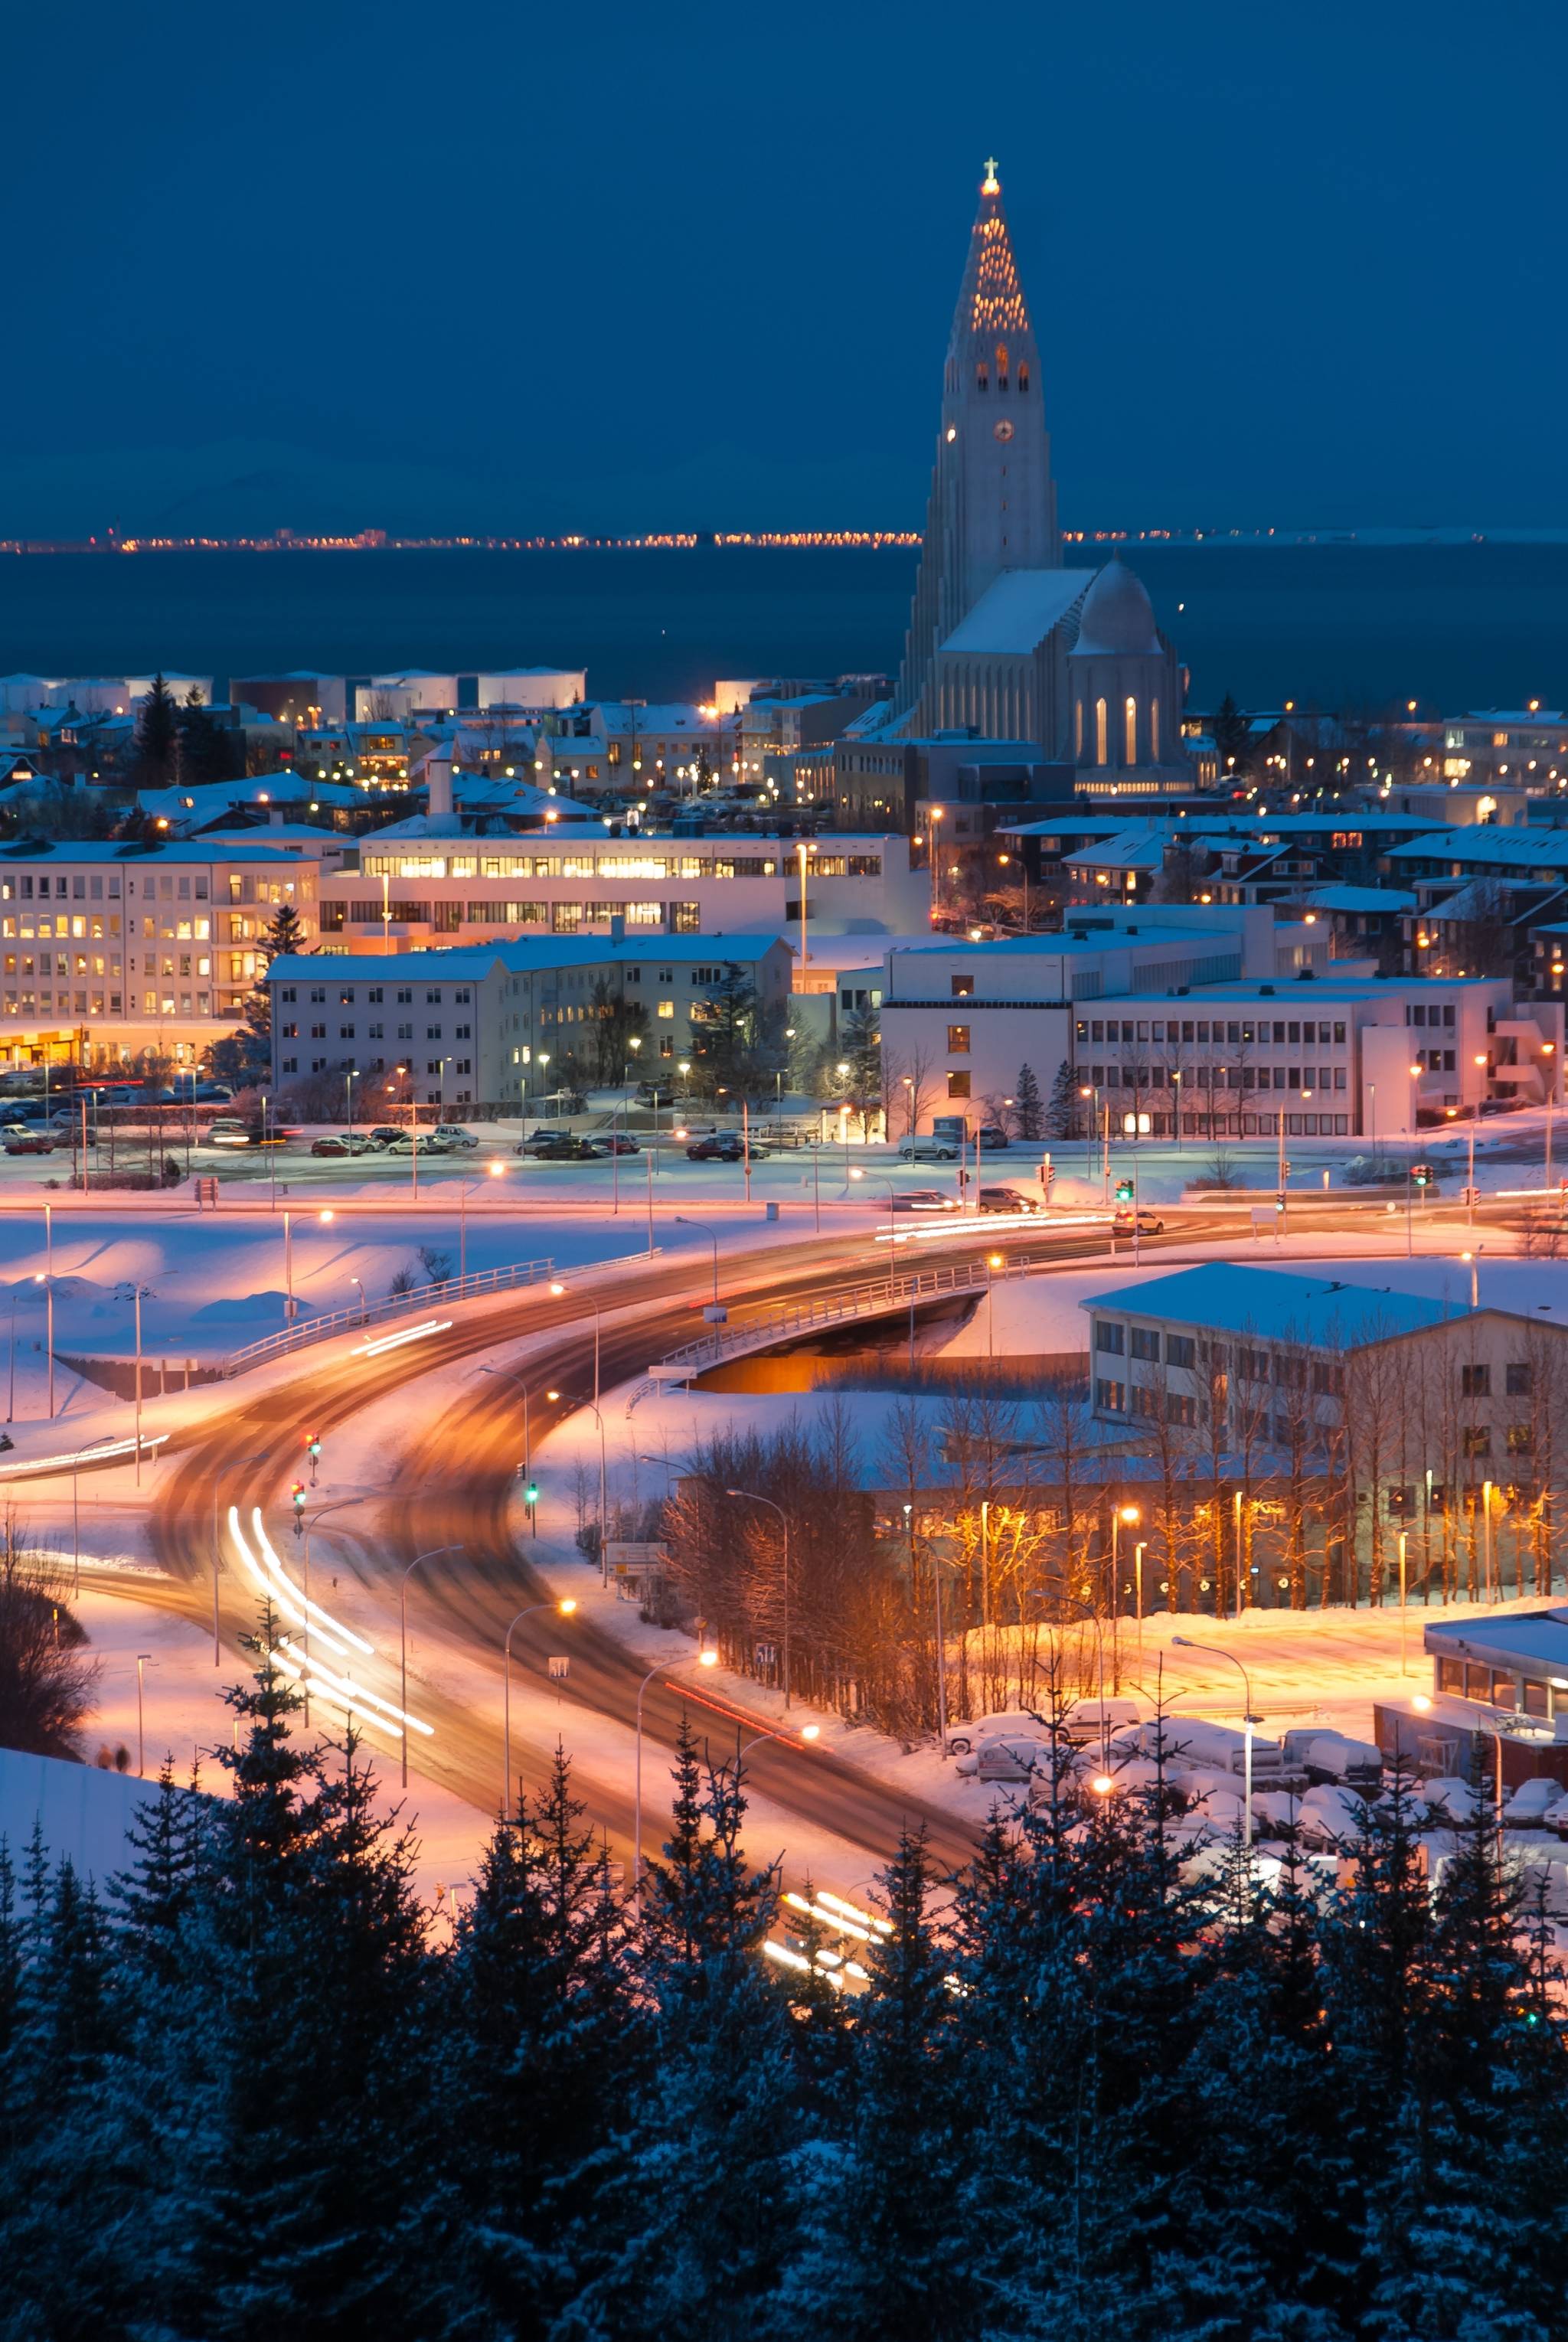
[[890, 162, 1060, 725]]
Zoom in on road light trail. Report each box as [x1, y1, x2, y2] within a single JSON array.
[[247, 1507, 376, 1655]]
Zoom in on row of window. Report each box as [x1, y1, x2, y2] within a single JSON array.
[[279, 985, 473, 1007], [1078, 1017, 1354, 1045], [355, 853, 881, 883], [1437, 1659, 1554, 1714], [1084, 1064, 1350, 1092]]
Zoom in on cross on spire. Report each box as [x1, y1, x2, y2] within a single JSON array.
[[982, 157, 1000, 193]]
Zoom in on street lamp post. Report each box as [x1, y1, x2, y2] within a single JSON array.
[[480, 1364, 535, 1533], [848, 1165, 899, 1250], [1172, 1635, 1258, 1849], [726, 1488, 791, 1704], [459, 1159, 507, 1285], [400, 1543, 463, 1790], [545, 1389, 608, 1578], [674, 1214, 720, 1307], [501, 1596, 577, 1812]]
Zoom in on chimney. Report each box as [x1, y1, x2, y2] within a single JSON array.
[[426, 753, 454, 821], [609, 913, 626, 943]]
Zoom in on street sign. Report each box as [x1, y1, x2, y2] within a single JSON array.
[[547, 1655, 570, 1681], [754, 1642, 777, 1668]]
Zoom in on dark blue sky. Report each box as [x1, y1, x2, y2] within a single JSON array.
[[5, 0, 1563, 536]]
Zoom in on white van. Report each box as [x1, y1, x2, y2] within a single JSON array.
[[1280, 1728, 1383, 1789], [1158, 1718, 1285, 1783], [1061, 1697, 1142, 1748]]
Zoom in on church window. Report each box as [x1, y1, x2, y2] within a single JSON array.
[[1151, 699, 1160, 761], [1095, 698, 1108, 766], [975, 364, 988, 392], [1125, 697, 1138, 764], [995, 341, 1009, 390], [1074, 701, 1083, 760], [1018, 364, 1029, 392]]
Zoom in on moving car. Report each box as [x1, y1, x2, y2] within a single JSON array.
[[976, 1184, 1045, 1214], [590, 1133, 642, 1155], [1112, 1206, 1165, 1234], [1, 1126, 62, 1155], [891, 1189, 961, 1213], [205, 1119, 256, 1148], [635, 1081, 674, 1106]]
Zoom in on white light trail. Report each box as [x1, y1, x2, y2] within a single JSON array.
[[269, 1646, 403, 1741], [270, 1641, 432, 1739], [0, 1432, 171, 1480], [815, 1888, 893, 1935], [783, 1890, 874, 1942], [350, 1318, 452, 1359], [249, 1507, 376, 1657], [226, 1507, 362, 1663]]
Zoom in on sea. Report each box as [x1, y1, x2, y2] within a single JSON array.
[[1, 539, 1566, 713]]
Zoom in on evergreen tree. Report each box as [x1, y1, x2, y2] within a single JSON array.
[[136, 672, 181, 780], [237, 900, 310, 1070], [1044, 1057, 1080, 1141], [574, 1725, 794, 2342], [178, 687, 246, 785], [1212, 689, 1252, 777], [1012, 1059, 1044, 1141], [446, 1747, 632, 2331]]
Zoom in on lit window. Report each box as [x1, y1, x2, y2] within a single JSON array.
[[1124, 696, 1137, 765], [1096, 698, 1108, 766], [1151, 699, 1160, 762], [656, 999, 675, 1020]]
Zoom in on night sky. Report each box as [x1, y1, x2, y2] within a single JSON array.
[[6, 0, 1563, 537]]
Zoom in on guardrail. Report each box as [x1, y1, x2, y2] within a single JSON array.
[[632, 1256, 1022, 1404], [220, 1255, 557, 1375]]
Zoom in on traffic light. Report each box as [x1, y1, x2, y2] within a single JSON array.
[[291, 1481, 306, 1537], [1411, 1162, 1433, 1187], [1115, 1179, 1135, 1204], [524, 1482, 539, 1508], [305, 1429, 322, 1484]]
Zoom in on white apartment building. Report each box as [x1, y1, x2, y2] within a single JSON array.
[[877, 906, 1560, 1138], [0, 840, 321, 1070], [317, 831, 926, 959], [270, 932, 793, 1107]]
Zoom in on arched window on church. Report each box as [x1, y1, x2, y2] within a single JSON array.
[[975, 364, 988, 393], [1095, 697, 1108, 766], [1018, 364, 1029, 393], [1074, 699, 1083, 761], [1150, 699, 1160, 762], [1125, 696, 1138, 765], [995, 342, 1009, 391]]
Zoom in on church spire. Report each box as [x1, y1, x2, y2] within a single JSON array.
[[888, 162, 1060, 727]]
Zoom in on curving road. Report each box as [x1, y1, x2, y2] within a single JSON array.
[[116, 1194, 1488, 1873]]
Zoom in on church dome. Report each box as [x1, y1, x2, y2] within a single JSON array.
[[1071, 558, 1161, 658]]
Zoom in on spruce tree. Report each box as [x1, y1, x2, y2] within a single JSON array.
[[136, 672, 181, 780], [574, 1725, 795, 2342], [1012, 1060, 1044, 1141], [1044, 1057, 1080, 1140], [110, 1756, 207, 1988]]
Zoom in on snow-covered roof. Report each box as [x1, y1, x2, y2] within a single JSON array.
[[1064, 824, 1171, 870], [939, 568, 1091, 656], [1423, 1611, 1568, 1672], [266, 932, 792, 985], [1387, 828, 1568, 870], [1298, 885, 1417, 912], [1081, 1263, 1457, 1349]]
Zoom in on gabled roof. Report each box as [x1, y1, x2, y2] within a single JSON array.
[[940, 568, 1090, 656]]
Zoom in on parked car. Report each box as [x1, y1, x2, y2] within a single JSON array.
[[311, 1135, 351, 1158], [1298, 1783, 1367, 1852], [368, 1125, 405, 1147], [891, 1189, 962, 1213], [590, 1134, 642, 1155], [1279, 1730, 1383, 1791], [1502, 1777, 1563, 1829], [386, 1133, 454, 1158], [1419, 1776, 1478, 1827], [334, 1132, 381, 1155], [2, 1127, 62, 1155], [191, 1080, 234, 1103], [897, 1136, 959, 1162], [1158, 1719, 1286, 1785], [518, 1127, 575, 1157], [972, 1124, 1011, 1151], [976, 1184, 1045, 1215], [430, 1124, 479, 1149], [635, 1082, 674, 1106], [519, 1135, 600, 1162], [954, 1733, 1054, 1782], [1112, 1206, 1165, 1234], [945, 1707, 1046, 1758], [685, 1135, 766, 1162]]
